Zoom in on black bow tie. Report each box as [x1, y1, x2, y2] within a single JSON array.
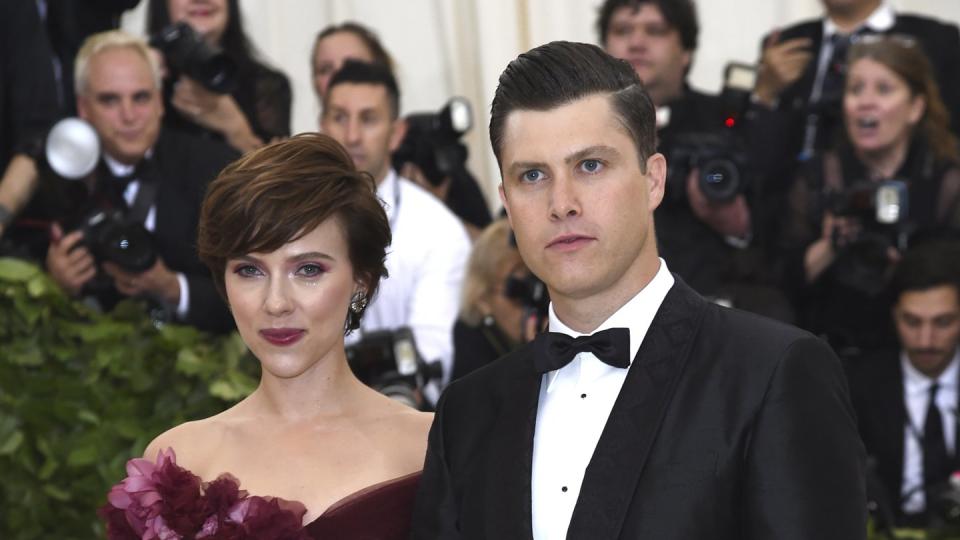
[[532, 327, 631, 374]]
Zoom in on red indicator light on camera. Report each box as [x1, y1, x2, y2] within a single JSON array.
[[724, 117, 736, 128]]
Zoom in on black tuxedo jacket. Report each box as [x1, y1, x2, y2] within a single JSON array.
[[411, 278, 866, 539], [847, 349, 960, 523]]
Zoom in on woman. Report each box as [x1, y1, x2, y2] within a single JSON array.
[[100, 133, 431, 538], [783, 35, 960, 353], [452, 219, 541, 381], [147, 0, 292, 152], [311, 21, 393, 102]]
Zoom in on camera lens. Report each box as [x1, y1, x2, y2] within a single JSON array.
[[99, 223, 157, 273], [699, 158, 741, 202]]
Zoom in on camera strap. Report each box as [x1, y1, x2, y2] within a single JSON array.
[[124, 162, 160, 226]]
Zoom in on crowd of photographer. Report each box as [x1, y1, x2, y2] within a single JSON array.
[[3, 0, 960, 533]]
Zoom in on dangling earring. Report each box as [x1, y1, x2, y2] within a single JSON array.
[[350, 291, 368, 314]]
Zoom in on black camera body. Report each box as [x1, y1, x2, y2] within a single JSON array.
[[150, 21, 237, 94], [504, 272, 549, 323], [346, 327, 443, 411], [825, 179, 911, 296], [392, 97, 472, 186], [75, 209, 158, 273], [666, 131, 750, 203]]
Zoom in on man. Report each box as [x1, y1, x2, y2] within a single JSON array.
[[320, 60, 471, 403], [848, 241, 960, 528], [597, 0, 788, 319], [0, 0, 61, 241], [749, 0, 960, 187], [411, 41, 865, 539], [42, 30, 236, 333]]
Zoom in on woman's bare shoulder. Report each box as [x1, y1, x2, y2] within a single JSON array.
[[142, 409, 237, 468]]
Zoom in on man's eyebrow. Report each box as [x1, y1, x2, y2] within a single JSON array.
[[564, 145, 619, 165], [505, 146, 620, 177]]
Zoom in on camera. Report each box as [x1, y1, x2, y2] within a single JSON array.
[[150, 21, 237, 94], [75, 209, 158, 273], [825, 179, 911, 296], [346, 327, 443, 411], [666, 131, 750, 203], [504, 272, 549, 323], [392, 97, 472, 186]]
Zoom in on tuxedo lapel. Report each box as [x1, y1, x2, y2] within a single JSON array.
[[566, 279, 707, 539], [483, 348, 541, 538]]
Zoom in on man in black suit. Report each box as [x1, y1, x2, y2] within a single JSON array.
[[42, 30, 236, 333], [411, 41, 866, 539], [848, 241, 960, 528], [749, 0, 960, 192]]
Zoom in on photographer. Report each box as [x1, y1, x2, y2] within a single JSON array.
[[43, 30, 237, 334], [598, 0, 788, 319], [452, 219, 543, 382], [783, 36, 960, 354], [146, 0, 291, 153], [847, 240, 960, 529]]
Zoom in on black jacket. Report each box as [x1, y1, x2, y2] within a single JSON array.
[[412, 278, 866, 539]]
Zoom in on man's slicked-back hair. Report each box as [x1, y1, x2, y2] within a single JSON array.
[[326, 59, 401, 119], [489, 41, 656, 172]]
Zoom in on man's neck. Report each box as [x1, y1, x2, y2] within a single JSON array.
[[551, 256, 661, 334], [828, 0, 882, 34], [649, 82, 685, 109]]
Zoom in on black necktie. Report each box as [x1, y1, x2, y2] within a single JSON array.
[[923, 382, 950, 511], [532, 327, 631, 374]]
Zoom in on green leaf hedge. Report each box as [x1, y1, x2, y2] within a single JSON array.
[[0, 258, 257, 539]]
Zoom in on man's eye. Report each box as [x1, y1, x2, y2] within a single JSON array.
[[580, 159, 603, 174], [297, 263, 327, 277], [522, 169, 544, 183]]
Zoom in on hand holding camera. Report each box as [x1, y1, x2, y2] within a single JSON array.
[[754, 31, 813, 107], [685, 168, 752, 239], [46, 224, 96, 296], [102, 258, 180, 305]]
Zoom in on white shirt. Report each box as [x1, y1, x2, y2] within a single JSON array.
[[531, 260, 674, 540], [346, 169, 471, 403], [900, 348, 960, 514], [103, 154, 190, 318]]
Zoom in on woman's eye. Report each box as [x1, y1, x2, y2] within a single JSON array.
[[580, 159, 603, 173], [297, 263, 326, 277], [234, 264, 262, 277]]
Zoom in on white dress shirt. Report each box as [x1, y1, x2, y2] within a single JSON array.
[[103, 153, 190, 318], [346, 169, 471, 403], [899, 348, 960, 514], [531, 260, 674, 540]]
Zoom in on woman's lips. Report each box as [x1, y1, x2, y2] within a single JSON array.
[[259, 328, 305, 346], [547, 234, 595, 252]]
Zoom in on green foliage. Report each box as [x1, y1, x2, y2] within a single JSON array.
[[0, 258, 258, 539]]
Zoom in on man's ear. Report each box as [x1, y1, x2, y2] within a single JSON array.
[[499, 182, 513, 227], [77, 96, 89, 121], [645, 152, 667, 212], [388, 117, 408, 153]]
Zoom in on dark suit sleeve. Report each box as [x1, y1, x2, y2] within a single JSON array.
[[410, 391, 461, 539], [182, 273, 233, 333], [937, 24, 960, 133], [742, 336, 867, 539]]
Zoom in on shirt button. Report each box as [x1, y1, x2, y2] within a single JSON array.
[[561, 486, 568, 492], [581, 393, 587, 399]]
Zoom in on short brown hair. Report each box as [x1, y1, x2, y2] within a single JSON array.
[[197, 132, 391, 331], [489, 41, 656, 173]]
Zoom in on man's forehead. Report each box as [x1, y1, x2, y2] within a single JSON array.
[[327, 82, 390, 110], [87, 49, 154, 88], [500, 95, 631, 158], [899, 285, 960, 313]]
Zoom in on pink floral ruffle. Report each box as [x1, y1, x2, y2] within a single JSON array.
[[98, 448, 310, 540]]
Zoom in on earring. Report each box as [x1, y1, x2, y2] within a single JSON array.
[[350, 292, 368, 314]]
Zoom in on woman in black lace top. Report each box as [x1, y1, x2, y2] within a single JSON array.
[[146, 0, 291, 153], [782, 35, 960, 354]]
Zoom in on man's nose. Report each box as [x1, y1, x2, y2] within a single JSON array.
[[549, 173, 581, 220]]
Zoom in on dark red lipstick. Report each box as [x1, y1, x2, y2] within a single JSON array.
[[259, 328, 305, 346]]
